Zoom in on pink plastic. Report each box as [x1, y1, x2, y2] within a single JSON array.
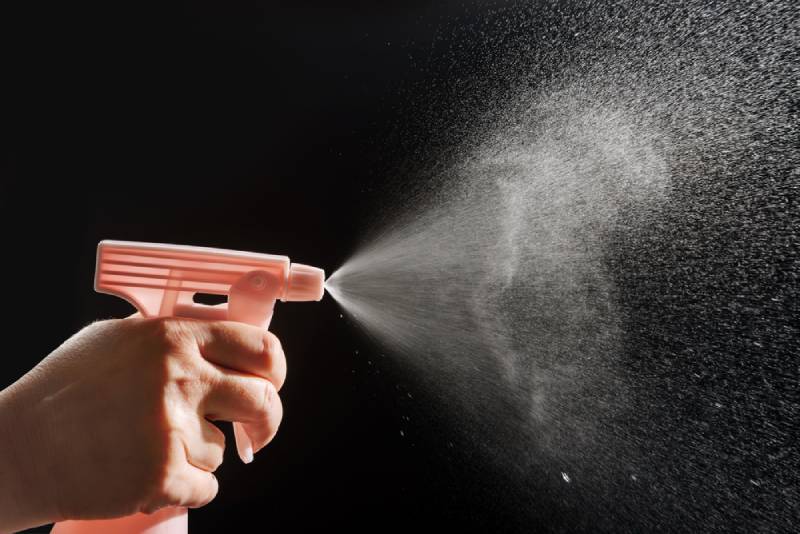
[[52, 240, 324, 534]]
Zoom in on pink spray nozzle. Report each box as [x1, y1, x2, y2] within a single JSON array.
[[285, 263, 325, 301], [94, 240, 325, 323]]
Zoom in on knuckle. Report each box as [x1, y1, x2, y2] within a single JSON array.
[[148, 317, 195, 351], [246, 380, 271, 416], [205, 427, 226, 470], [210, 450, 224, 471], [253, 393, 283, 450], [211, 322, 248, 353], [222, 378, 271, 421], [156, 355, 205, 410], [260, 384, 281, 430], [200, 476, 219, 506], [168, 365, 204, 401], [269, 389, 283, 426], [264, 331, 281, 354], [263, 332, 287, 388]]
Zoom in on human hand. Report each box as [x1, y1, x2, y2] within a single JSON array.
[[0, 316, 285, 531]]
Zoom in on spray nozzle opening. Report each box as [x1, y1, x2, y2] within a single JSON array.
[[285, 263, 325, 301]]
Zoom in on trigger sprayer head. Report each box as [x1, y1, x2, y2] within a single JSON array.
[[285, 263, 325, 301]]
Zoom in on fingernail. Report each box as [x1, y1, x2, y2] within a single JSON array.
[[242, 444, 254, 464], [234, 422, 255, 464]]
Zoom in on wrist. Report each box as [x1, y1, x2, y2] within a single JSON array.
[[0, 385, 59, 531]]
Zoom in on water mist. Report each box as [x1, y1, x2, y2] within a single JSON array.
[[327, 1, 798, 531]]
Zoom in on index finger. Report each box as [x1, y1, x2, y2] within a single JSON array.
[[194, 321, 287, 390]]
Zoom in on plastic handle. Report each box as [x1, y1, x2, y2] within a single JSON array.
[[52, 269, 283, 534]]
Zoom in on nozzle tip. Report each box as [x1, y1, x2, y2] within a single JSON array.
[[286, 263, 325, 301]]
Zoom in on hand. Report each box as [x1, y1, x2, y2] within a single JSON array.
[[0, 316, 286, 532]]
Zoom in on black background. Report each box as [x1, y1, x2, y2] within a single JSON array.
[[2, 1, 798, 533], [1, 1, 512, 532]]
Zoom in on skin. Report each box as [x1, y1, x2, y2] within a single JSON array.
[[0, 316, 286, 532]]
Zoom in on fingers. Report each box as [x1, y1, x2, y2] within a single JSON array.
[[239, 397, 283, 454], [232, 411, 284, 464], [202, 365, 283, 450], [146, 442, 220, 512], [195, 322, 287, 390], [157, 318, 287, 486], [203, 367, 284, 463], [175, 464, 219, 509], [183, 420, 226, 473]]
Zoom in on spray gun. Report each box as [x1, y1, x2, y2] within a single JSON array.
[[52, 240, 325, 534]]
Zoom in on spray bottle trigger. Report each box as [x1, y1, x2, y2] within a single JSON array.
[[226, 269, 285, 464], [227, 270, 284, 329]]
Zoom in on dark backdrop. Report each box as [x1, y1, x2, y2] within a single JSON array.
[[2, 1, 798, 533], [1, 1, 509, 532]]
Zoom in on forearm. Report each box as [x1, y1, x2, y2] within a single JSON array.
[[0, 384, 57, 532]]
